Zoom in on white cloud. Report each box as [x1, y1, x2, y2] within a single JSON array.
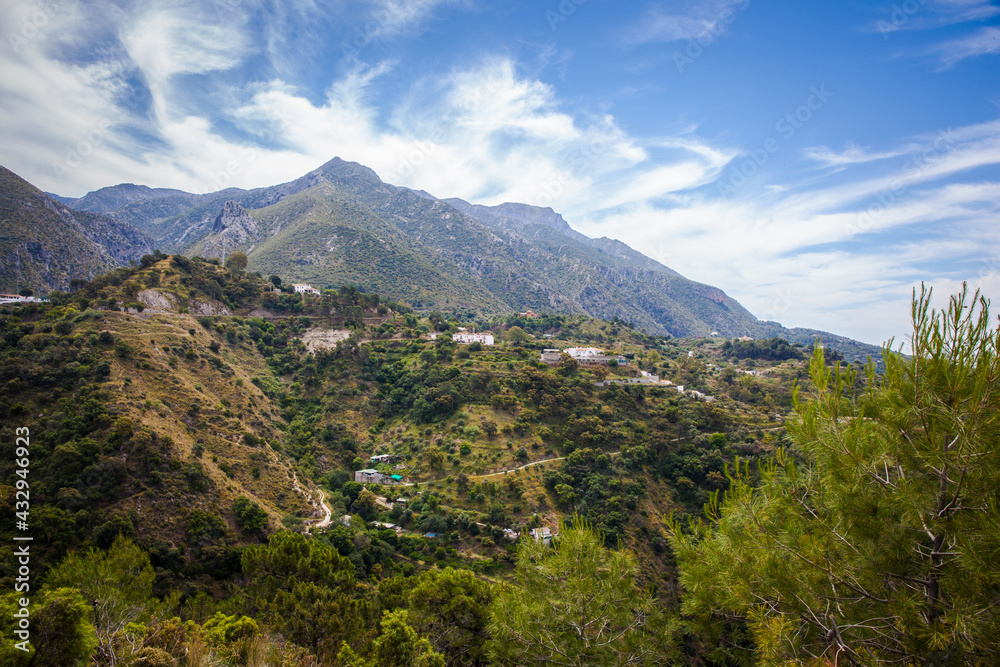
[[119, 4, 250, 79], [626, 0, 749, 44], [803, 143, 906, 167], [570, 118, 1000, 346], [933, 26, 1000, 67], [368, 0, 462, 35], [874, 0, 1000, 35]]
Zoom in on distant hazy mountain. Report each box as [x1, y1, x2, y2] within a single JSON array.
[[37, 157, 881, 356], [0, 167, 154, 294]]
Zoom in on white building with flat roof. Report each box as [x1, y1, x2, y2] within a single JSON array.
[[452, 332, 494, 345], [293, 283, 321, 295]]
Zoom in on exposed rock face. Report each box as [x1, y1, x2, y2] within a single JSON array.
[[137, 289, 177, 311], [444, 198, 587, 241], [188, 298, 231, 316], [201, 201, 261, 259]]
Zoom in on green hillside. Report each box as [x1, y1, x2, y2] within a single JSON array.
[[0, 262, 995, 665], [0, 258, 808, 664], [38, 159, 884, 359]]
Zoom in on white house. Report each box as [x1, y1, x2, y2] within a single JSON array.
[[530, 527, 553, 544], [563, 347, 603, 359], [293, 283, 321, 295], [563, 347, 628, 366], [452, 332, 495, 345], [0, 294, 43, 304]]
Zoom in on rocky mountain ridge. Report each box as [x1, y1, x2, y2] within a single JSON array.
[[0, 166, 154, 294], [16, 158, 880, 356]]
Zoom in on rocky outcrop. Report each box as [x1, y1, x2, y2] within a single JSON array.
[[199, 201, 262, 258], [137, 289, 177, 311]]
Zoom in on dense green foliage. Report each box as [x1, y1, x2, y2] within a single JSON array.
[[670, 286, 1000, 665], [720, 336, 805, 361], [1, 253, 990, 666], [489, 522, 677, 666]]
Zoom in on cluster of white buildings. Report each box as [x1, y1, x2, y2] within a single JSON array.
[[292, 283, 321, 295], [0, 294, 44, 305], [354, 469, 404, 485], [539, 347, 628, 366], [451, 330, 495, 345]]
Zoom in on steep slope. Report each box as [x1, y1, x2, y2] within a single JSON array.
[[187, 159, 758, 336], [195, 184, 504, 309], [0, 166, 154, 294], [42, 157, 869, 347], [444, 198, 682, 277]]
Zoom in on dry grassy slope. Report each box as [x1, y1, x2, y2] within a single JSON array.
[[95, 309, 319, 541]]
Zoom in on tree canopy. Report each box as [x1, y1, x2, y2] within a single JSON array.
[[670, 285, 1000, 666], [225, 251, 248, 272], [489, 521, 676, 666]]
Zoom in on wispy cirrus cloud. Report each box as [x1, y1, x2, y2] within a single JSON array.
[[574, 117, 1000, 346], [932, 26, 1000, 67], [624, 0, 748, 44], [803, 143, 906, 167], [368, 0, 466, 35], [870, 0, 1000, 69], [873, 0, 1000, 35]]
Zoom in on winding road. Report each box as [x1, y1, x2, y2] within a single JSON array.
[[305, 489, 333, 532]]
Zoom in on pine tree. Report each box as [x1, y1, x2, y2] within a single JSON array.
[[670, 285, 1000, 665], [489, 521, 677, 666]]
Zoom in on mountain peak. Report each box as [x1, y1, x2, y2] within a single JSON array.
[[203, 201, 261, 258], [314, 157, 384, 185]]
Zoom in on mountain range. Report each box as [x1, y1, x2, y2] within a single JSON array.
[[1, 158, 879, 357], [0, 166, 153, 294]]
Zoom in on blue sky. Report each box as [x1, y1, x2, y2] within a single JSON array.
[[2, 0, 998, 346]]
